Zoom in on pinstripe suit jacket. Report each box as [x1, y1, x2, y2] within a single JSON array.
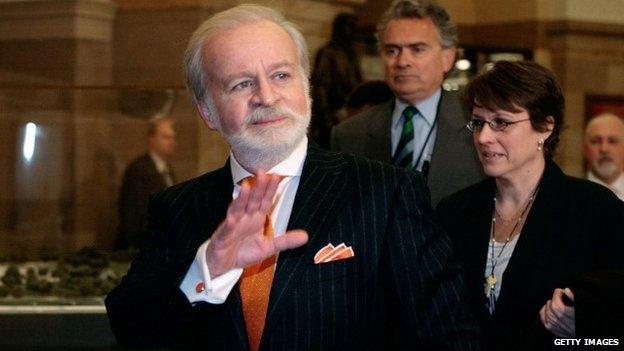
[[105, 143, 479, 350]]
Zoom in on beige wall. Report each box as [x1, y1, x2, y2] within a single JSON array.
[[436, 0, 624, 25]]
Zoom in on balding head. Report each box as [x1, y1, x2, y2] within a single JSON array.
[[584, 113, 624, 184], [148, 117, 176, 159]]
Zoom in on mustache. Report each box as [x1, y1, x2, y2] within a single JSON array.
[[245, 106, 299, 124], [598, 154, 614, 162]]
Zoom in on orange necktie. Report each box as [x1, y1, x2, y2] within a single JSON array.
[[238, 176, 281, 351]]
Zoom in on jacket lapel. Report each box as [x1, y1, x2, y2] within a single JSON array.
[[493, 161, 562, 317], [191, 163, 248, 342], [193, 163, 233, 245], [463, 180, 496, 321], [428, 90, 471, 180], [263, 143, 353, 334], [365, 100, 394, 163]]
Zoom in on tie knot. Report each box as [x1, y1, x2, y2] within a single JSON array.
[[402, 106, 419, 120], [239, 174, 285, 187]]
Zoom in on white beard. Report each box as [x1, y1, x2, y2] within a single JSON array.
[[592, 159, 621, 181], [209, 99, 311, 171]]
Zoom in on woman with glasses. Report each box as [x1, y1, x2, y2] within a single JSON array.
[[436, 61, 624, 350]]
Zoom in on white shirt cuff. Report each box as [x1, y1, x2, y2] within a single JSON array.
[[179, 240, 243, 304]]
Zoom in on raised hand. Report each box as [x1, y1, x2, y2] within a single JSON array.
[[539, 287, 576, 337], [206, 171, 308, 277]]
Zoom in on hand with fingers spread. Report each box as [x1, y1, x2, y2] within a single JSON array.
[[539, 287, 576, 337], [206, 171, 308, 277]]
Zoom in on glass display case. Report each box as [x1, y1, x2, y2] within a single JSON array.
[[0, 85, 227, 349]]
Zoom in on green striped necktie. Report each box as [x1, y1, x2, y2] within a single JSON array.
[[392, 105, 419, 168]]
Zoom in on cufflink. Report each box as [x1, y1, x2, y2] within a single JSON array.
[[195, 282, 205, 293]]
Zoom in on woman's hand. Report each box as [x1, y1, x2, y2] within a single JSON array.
[[539, 287, 576, 337]]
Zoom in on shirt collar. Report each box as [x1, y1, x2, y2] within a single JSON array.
[[588, 170, 624, 187], [392, 88, 441, 129], [149, 151, 168, 173], [615, 172, 624, 189], [229, 136, 308, 185]]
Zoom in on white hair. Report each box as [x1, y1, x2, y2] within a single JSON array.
[[184, 4, 310, 106]]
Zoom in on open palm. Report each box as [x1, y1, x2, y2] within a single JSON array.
[[206, 171, 308, 277]]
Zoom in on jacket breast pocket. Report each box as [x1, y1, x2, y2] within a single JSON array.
[[304, 258, 357, 283]]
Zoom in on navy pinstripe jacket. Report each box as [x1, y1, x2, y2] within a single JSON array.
[[106, 143, 479, 350]]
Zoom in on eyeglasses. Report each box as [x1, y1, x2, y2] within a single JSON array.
[[465, 118, 531, 133]]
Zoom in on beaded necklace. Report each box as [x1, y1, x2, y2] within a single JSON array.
[[485, 185, 540, 313]]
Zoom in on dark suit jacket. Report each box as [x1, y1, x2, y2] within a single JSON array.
[[436, 160, 624, 350], [573, 271, 624, 338], [116, 153, 173, 250], [106, 143, 479, 350], [331, 90, 483, 206]]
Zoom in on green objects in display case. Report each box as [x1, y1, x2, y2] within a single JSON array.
[[0, 247, 133, 305]]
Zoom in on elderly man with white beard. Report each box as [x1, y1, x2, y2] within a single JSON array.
[[105, 4, 479, 351], [584, 113, 624, 201]]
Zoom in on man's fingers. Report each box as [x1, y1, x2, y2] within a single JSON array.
[[273, 230, 309, 252], [245, 171, 267, 212], [259, 174, 281, 213], [229, 180, 251, 216]]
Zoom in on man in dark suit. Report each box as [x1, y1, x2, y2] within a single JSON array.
[[115, 117, 176, 250], [105, 4, 478, 350], [331, 0, 482, 206]]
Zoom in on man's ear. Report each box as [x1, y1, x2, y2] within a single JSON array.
[[441, 46, 457, 74], [197, 102, 217, 130]]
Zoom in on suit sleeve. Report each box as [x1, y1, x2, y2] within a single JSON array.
[[384, 171, 480, 350], [106, 192, 198, 348], [596, 191, 624, 270], [117, 164, 144, 248], [330, 124, 342, 152]]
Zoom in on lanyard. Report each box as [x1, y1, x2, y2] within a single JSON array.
[[413, 115, 438, 176]]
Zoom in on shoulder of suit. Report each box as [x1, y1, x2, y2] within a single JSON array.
[[336, 149, 424, 189], [334, 99, 393, 131], [123, 153, 154, 175], [556, 171, 622, 208], [316, 145, 398, 175], [126, 153, 151, 167], [151, 167, 226, 203], [437, 177, 492, 210], [437, 89, 470, 121]]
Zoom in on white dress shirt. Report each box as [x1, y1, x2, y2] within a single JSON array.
[[587, 171, 624, 201], [179, 137, 308, 304], [483, 234, 520, 313], [390, 89, 441, 171], [149, 151, 174, 187]]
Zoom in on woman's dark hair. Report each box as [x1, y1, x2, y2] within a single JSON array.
[[464, 60, 564, 158]]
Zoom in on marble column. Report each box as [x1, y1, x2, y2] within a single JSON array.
[[0, 0, 116, 256]]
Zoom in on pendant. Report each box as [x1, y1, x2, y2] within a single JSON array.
[[485, 274, 497, 298]]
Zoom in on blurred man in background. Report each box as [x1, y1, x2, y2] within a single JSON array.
[[115, 117, 176, 250], [584, 112, 624, 201]]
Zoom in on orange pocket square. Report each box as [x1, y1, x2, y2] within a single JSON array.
[[314, 243, 355, 264]]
